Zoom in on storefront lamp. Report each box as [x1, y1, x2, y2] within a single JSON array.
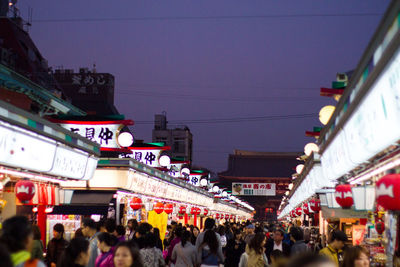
[[319, 105, 335, 125], [304, 143, 319, 156], [296, 164, 304, 174], [212, 185, 220, 193], [288, 183, 293, 190], [200, 178, 208, 187], [222, 191, 228, 197], [117, 132, 134, 147], [351, 185, 375, 211], [180, 167, 190, 176], [158, 155, 171, 167]]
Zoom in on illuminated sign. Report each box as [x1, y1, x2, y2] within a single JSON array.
[[232, 183, 276, 196]]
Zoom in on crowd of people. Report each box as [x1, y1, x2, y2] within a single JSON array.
[[0, 215, 375, 267]]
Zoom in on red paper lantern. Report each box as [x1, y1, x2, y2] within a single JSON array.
[[376, 174, 400, 211], [215, 213, 220, 219], [295, 207, 302, 217], [130, 197, 142, 210], [153, 202, 164, 214], [290, 210, 296, 217], [375, 220, 385, 235], [225, 214, 229, 220], [310, 199, 321, 212], [302, 203, 310, 215], [178, 205, 186, 215], [196, 207, 201, 215], [164, 203, 173, 214], [203, 208, 209, 216], [335, 184, 353, 209], [15, 180, 36, 203], [230, 214, 234, 219], [190, 207, 197, 215]]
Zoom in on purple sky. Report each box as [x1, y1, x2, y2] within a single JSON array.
[[18, 0, 389, 172]]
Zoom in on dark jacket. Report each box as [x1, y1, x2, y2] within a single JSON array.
[[291, 240, 308, 255], [265, 239, 291, 263], [46, 238, 69, 267], [225, 239, 246, 267]]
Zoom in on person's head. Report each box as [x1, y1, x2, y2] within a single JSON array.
[[105, 219, 117, 234], [59, 237, 90, 267], [204, 218, 215, 230], [53, 223, 65, 239], [246, 224, 255, 234], [97, 219, 107, 232], [181, 230, 191, 247], [329, 230, 348, 250], [142, 232, 156, 248], [202, 229, 218, 254], [233, 229, 242, 240], [192, 226, 200, 237], [343, 246, 369, 267], [270, 249, 284, 264], [217, 225, 225, 236], [248, 232, 266, 255], [32, 225, 41, 241], [114, 241, 142, 267], [173, 226, 183, 239], [286, 253, 336, 267], [153, 228, 161, 239], [116, 225, 126, 237], [74, 228, 84, 238], [81, 218, 97, 237], [127, 219, 138, 231], [97, 232, 116, 253], [289, 226, 304, 242], [274, 229, 284, 244], [136, 223, 152, 238], [0, 216, 33, 253]]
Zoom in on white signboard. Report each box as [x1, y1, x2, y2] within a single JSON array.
[[168, 162, 184, 177], [188, 174, 202, 187], [232, 183, 276, 196], [126, 149, 162, 168]]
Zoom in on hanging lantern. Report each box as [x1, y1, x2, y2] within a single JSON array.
[[178, 205, 186, 215], [302, 203, 310, 215], [310, 199, 321, 212], [290, 210, 296, 217], [230, 214, 234, 219], [190, 206, 197, 215], [215, 213, 220, 219], [376, 174, 400, 211], [225, 214, 230, 220], [335, 184, 353, 209], [295, 207, 302, 217], [164, 203, 173, 214], [203, 208, 209, 216], [375, 220, 385, 235], [130, 197, 142, 210], [153, 202, 164, 214], [196, 207, 201, 215], [15, 180, 36, 203]]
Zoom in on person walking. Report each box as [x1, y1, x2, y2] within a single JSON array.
[[342, 245, 370, 267], [127, 219, 138, 241], [31, 225, 44, 261], [319, 230, 348, 267], [82, 218, 101, 267], [58, 237, 90, 267], [171, 230, 197, 267], [96, 232, 116, 267], [245, 232, 268, 267], [197, 230, 223, 267], [46, 223, 69, 267], [265, 229, 290, 263], [243, 224, 256, 244], [195, 218, 224, 265], [0, 216, 46, 267], [225, 229, 246, 267], [289, 227, 308, 255], [166, 226, 183, 266], [140, 232, 165, 267], [113, 241, 143, 267], [190, 226, 200, 246]]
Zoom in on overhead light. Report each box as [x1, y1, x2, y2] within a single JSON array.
[[159, 155, 171, 167], [117, 132, 134, 147], [304, 143, 319, 156], [200, 178, 208, 186], [319, 105, 335, 125], [180, 167, 190, 176], [222, 191, 228, 197], [285, 191, 289, 196], [296, 164, 304, 174], [288, 183, 293, 190], [212, 185, 220, 193]]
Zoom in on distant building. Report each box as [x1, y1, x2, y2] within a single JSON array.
[[218, 150, 301, 220], [54, 67, 118, 115], [152, 113, 193, 162]]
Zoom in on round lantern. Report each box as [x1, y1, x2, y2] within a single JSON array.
[[203, 208, 209, 216], [215, 213, 220, 219], [178, 205, 186, 215], [310, 199, 321, 212], [153, 202, 164, 214], [190, 206, 197, 215], [230, 214, 234, 219], [335, 184, 353, 209], [130, 197, 142, 210], [225, 214, 229, 220], [295, 207, 302, 217], [376, 174, 400, 211], [15, 180, 35, 203], [290, 210, 296, 217], [375, 220, 385, 235], [302, 203, 310, 215], [164, 203, 173, 214], [196, 207, 201, 215]]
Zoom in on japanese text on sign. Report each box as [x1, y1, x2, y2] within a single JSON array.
[[232, 183, 276, 196]]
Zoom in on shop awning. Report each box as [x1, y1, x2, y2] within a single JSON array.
[[51, 205, 110, 216], [321, 206, 368, 219], [70, 190, 115, 205]]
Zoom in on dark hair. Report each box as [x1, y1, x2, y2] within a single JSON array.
[[137, 223, 153, 235], [289, 227, 304, 241], [191, 226, 200, 234], [248, 232, 266, 255], [128, 219, 139, 231], [32, 225, 41, 240], [331, 230, 348, 243], [201, 230, 218, 255], [217, 225, 225, 235], [204, 218, 215, 230], [286, 253, 333, 267], [74, 228, 84, 238], [98, 232, 116, 247], [0, 216, 32, 252], [105, 219, 117, 233], [0, 243, 13, 267], [174, 226, 183, 238], [82, 218, 96, 230], [54, 223, 65, 234], [274, 228, 285, 237], [153, 228, 161, 239], [114, 241, 143, 267], [233, 229, 242, 239], [116, 225, 126, 236], [171, 221, 177, 226], [181, 230, 191, 247], [143, 233, 156, 248], [271, 249, 284, 260], [342, 246, 369, 267], [58, 237, 89, 267]]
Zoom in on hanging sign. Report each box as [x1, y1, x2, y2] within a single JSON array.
[[232, 183, 276, 196]]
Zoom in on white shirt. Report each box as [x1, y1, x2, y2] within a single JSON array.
[[273, 241, 283, 251]]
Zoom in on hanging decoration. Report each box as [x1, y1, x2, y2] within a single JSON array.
[[15, 180, 36, 203], [302, 203, 310, 215], [203, 208, 209, 216], [310, 198, 321, 212], [178, 205, 186, 215], [295, 207, 303, 217], [376, 174, 400, 211], [164, 203, 173, 214], [215, 213, 220, 219], [130, 197, 142, 210], [375, 220, 385, 235], [335, 184, 353, 209], [153, 202, 164, 214]]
